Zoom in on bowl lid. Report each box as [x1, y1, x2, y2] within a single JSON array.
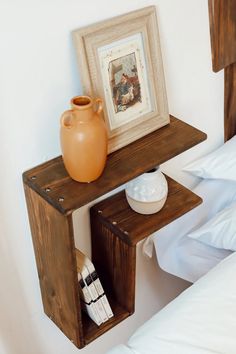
[[125, 170, 168, 202]]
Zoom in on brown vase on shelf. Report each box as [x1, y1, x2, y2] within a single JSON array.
[[60, 95, 108, 183]]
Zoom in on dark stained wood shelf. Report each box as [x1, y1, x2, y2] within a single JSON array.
[[23, 116, 206, 215], [90, 175, 202, 246], [23, 115, 206, 349]]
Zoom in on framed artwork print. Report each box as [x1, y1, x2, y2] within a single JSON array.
[[73, 6, 170, 153]]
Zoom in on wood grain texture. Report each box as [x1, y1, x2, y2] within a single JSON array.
[[24, 184, 83, 348], [81, 212, 136, 344], [208, 0, 236, 72], [225, 62, 236, 140], [23, 116, 206, 215], [23, 116, 206, 347], [208, 0, 236, 140], [90, 216, 136, 313], [90, 175, 202, 246]]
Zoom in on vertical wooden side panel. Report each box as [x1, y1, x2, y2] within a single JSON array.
[[224, 63, 236, 141], [24, 184, 84, 348], [208, 0, 236, 140], [208, 0, 236, 72], [90, 210, 136, 314]]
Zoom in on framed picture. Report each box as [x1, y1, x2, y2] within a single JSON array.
[[73, 6, 169, 153]]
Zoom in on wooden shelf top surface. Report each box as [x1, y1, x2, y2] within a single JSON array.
[[23, 116, 206, 215], [91, 175, 202, 245]]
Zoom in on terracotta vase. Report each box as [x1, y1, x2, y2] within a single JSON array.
[[60, 95, 108, 182]]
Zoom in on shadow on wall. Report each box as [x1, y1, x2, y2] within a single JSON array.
[[0, 213, 43, 354]]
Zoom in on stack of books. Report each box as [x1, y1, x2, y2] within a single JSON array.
[[76, 249, 114, 326]]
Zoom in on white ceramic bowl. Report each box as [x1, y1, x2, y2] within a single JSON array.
[[125, 167, 168, 215], [125, 193, 167, 215]]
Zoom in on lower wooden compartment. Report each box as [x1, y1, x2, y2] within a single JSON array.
[[82, 297, 130, 345], [87, 174, 203, 345]]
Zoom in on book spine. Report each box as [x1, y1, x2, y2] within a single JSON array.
[[95, 297, 108, 323], [82, 270, 98, 301], [81, 300, 102, 326], [78, 277, 102, 326], [83, 268, 108, 323], [100, 294, 114, 319], [90, 270, 114, 318]]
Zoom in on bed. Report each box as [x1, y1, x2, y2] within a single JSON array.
[[107, 1, 236, 353], [107, 252, 236, 354]]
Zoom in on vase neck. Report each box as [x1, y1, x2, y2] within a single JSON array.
[[71, 95, 94, 122]]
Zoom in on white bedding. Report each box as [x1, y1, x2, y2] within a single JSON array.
[[107, 252, 236, 354], [154, 179, 236, 282]]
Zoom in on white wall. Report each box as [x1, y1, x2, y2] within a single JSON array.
[[0, 1, 224, 353]]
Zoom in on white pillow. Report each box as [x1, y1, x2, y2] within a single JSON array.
[[187, 202, 236, 251], [154, 178, 236, 282], [183, 135, 236, 180]]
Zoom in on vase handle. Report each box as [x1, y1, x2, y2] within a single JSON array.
[[94, 98, 103, 115], [60, 110, 74, 129]]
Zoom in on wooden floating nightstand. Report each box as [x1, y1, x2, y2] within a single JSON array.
[[23, 116, 206, 348], [90, 175, 202, 331]]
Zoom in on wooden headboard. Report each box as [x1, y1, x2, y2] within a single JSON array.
[[208, 0, 236, 141]]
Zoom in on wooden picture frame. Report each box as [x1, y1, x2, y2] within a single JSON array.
[[73, 6, 170, 153]]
